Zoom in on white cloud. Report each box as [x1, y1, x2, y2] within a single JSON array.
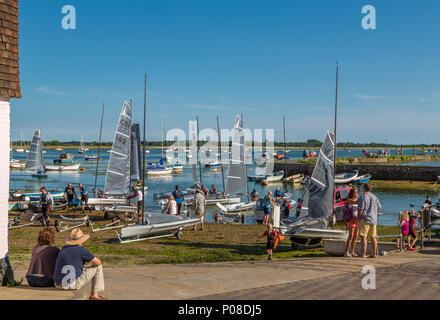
[[354, 94, 406, 100], [36, 86, 76, 97]]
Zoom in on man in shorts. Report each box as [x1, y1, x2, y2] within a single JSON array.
[[358, 183, 381, 258], [193, 190, 206, 231], [79, 184, 91, 213], [172, 185, 185, 216]]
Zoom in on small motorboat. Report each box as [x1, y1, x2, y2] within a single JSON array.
[[248, 174, 267, 182], [10, 159, 25, 169], [146, 166, 173, 176], [45, 163, 81, 172], [283, 174, 305, 184], [335, 170, 359, 184], [84, 155, 99, 161], [352, 174, 371, 185], [261, 171, 284, 184], [169, 163, 184, 170], [31, 170, 47, 179], [205, 160, 222, 168]]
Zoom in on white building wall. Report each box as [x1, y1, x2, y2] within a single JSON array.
[[0, 97, 10, 259]]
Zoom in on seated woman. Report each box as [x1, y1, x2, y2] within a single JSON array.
[[26, 227, 60, 287]]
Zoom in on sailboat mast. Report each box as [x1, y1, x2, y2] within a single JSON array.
[[217, 116, 225, 193], [283, 114, 287, 192], [94, 103, 105, 197], [332, 64, 339, 217], [142, 74, 147, 216], [197, 116, 202, 186], [160, 104, 164, 159]]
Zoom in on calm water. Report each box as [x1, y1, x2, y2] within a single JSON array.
[[10, 148, 439, 226]]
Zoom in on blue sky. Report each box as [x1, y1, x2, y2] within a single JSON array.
[[11, 0, 440, 144]]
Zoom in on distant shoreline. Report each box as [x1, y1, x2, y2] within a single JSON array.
[[10, 146, 435, 151]]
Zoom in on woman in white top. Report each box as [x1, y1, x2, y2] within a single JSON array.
[[162, 195, 178, 215]]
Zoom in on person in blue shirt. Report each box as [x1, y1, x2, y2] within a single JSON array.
[[172, 185, 185, 216], [53, 228, 106, 300], [262, 192, 273, 226], [79, 184, 91, 213]]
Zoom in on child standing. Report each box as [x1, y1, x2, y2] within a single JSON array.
[[408, 210, 421, 251], [262, 224, 275, 260], [399, 211, 410, 249]]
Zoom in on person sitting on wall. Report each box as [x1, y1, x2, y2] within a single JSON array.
[[26, 227, 59, 287]]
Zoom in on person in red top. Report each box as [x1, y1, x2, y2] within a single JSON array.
[[408, 210, 421, 251], [344, 188, 359, 257]]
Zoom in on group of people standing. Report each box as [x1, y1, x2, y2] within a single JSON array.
[[37, 184, 90, 227], [161, 185, 206, 231], [250, 187, 292, 225]]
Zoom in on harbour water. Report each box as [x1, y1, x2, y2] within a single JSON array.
[[10, 148, 439, 227]]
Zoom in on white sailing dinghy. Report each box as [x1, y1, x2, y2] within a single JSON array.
[[88, 101, 134, 208], [279, 131, 348, 247], [215, 114, 254, 220], [25, 130, 47, 179]]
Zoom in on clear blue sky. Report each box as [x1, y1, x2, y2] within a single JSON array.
[[11, 0, 440, 144]]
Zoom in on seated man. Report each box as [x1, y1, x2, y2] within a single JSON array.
[[274, 187, 284, 198], [26, 227, 59, 287], [53, 228, 106, 300], [201, 185, 210, 196]]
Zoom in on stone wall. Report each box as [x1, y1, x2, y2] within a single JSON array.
[[275, 162, 440, 182]]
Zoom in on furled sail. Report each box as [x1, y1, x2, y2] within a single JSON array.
[[299, 131, 335, 222], [189, 120, 198, 184], [25, 130, 44, 172], [130, 123, 141, 182], [104, 101, 132, 195], [225, 114, 247, 196]]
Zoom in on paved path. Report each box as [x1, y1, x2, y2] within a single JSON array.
[[1, 249, 439, 300]]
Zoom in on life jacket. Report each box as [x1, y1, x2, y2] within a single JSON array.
[[273, 229, 285, 249]]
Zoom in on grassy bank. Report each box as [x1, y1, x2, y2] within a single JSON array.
[[8, 210, 410, 271], [371, 180, 440, 192], [8, 211, 326, 270], [297, 155, 440, 165]]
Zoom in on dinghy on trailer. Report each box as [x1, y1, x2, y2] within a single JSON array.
[[117, 213, 200, 243], [279, 131, 348, 248]]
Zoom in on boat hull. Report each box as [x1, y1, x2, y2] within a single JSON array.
[[324, 239, 398, 256], [119, 214, 201, 239], [45, 164, 80, 172]]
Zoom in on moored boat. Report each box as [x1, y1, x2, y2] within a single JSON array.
[[352, 174, 371, 185], [45, 163, 80, 172], [335, 170, 359, 184], [261, 171, 284, 184]]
